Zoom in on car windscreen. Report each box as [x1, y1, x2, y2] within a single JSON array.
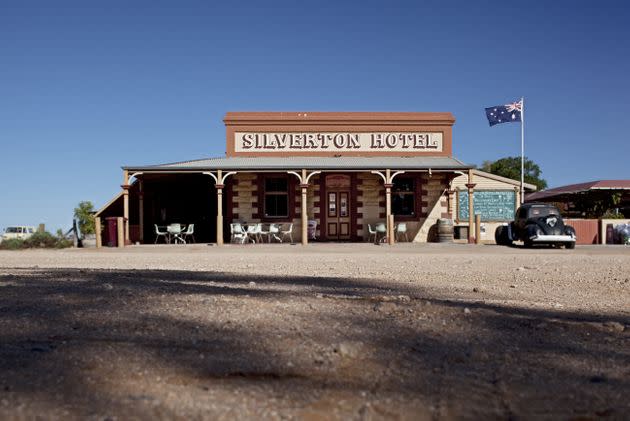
[[5, 227, 20, 233], [528, 207, 560, 218]]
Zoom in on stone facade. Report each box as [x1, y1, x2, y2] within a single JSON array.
[[229, 173, 321, 242], [413, 173, 451, 242], [356, 173, 384, 240], [219, 171, 456, 243], [230, 173, 257, 223]]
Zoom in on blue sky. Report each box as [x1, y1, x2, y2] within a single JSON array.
[[1, 1, 629, 231]]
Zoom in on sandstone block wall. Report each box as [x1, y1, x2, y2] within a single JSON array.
[[229, 172, 453, 243], [229, 173, 321, 243], [357, 172, 451, 243], [356, 173, 384, 240], [231, 173, 257, 223], [412, 173, 450, 242]]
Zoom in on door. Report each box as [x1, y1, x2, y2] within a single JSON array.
[[325, 174, 352, 240], [326, 189, 351, 240]]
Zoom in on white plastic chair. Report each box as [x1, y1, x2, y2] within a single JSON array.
[[231, 223, 247, 244], [307, 220, 318, 240], [154, 225, 168, 244], [396, 222, 408, 242], [245, 224, 257, 244], [268, 223, 281, 243], [375, 222, 387, 243], [367, 224, 377, 243], [280, 223, 294, 243], [257, 223, 268, 243], [182, 224, 195, 243]]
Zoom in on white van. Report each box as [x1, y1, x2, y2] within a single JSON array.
[[1, 226, 37, 242]]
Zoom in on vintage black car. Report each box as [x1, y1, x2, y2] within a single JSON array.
[[495, 203, 576, 248]]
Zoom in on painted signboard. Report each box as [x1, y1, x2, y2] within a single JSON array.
[[234, 132, 443, 153], [459, 190, 516, 221]]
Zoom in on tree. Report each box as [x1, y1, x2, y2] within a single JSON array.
[[572, 191, 623, 219], [74, 201, 95, 236], [481, 156, 548, 191]]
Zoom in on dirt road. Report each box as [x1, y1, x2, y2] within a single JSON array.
[[0, 244, 628, 419]]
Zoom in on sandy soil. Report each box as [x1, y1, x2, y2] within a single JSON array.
[[0, 243, 628, 420]]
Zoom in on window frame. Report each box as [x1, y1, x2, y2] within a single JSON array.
[[256, 174, 296, 222], [391, 176, 418, 221]]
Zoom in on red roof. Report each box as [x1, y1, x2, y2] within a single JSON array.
[[527, 180, 630, 201]]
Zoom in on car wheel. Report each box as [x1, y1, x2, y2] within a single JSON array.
[[565, 242, 575, 249], [495, 226, 506, 245], [495, 225, 513, 246]]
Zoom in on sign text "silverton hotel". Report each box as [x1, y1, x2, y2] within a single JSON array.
[[235, 132, 443, 152]]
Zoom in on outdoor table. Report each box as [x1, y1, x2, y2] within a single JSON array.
[[167, 223, 186, 244]]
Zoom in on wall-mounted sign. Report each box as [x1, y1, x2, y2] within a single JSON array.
[[458, 190, 516, 222], [234, 132, 443, 153]]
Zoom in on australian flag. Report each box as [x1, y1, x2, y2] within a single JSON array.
[[485, 100, 522, 126]]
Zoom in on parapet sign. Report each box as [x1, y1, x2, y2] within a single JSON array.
[[234, 132, 443, 153], [224, 112, 454, 157]]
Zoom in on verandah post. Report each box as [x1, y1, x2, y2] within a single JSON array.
[[301, 169, 308, 246], [122, 169, 130, 246], [95, 217, 102, 248], [385, 169, 394, 245], [466, 169, 476, 244], [138, 180, 144, 243], [216, 169, 224, 246]]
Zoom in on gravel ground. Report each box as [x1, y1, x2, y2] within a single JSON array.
[[0, 243, 629, 420]]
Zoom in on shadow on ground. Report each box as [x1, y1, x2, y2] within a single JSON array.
[[0, 268, 628, 419]]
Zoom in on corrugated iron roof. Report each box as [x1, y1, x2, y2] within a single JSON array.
[[124, 156, 473, 172], [471, 169, 537, 191], [527, 180, 630, 201]]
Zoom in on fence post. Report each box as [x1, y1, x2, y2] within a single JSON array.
[[95, 217, 102, 248], [117, 217, 124, 248], [475, 214, 481, 244]]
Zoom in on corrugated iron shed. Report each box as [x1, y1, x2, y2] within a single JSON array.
[[527, 180, 630, 201]]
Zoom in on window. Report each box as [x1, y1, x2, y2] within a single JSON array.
[[528, 207, 559, 218], [392, 178, 415, 216], [264, 177, 289, 217]]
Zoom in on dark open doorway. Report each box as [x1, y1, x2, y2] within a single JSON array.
[[142, 174, 218, 244]]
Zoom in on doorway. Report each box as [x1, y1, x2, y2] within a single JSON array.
[[142, 174, 218, 243], [325, 174, 352, 240]]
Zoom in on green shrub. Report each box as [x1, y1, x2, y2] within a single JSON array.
[[601, 210, 625, 219], [24, 231, 58, 248], [55, 236, 73, 249], [74, 201, 95, 236], [0, 231, 72, 250], [0, 238, 25, 250]]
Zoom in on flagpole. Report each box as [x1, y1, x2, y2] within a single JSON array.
[[520, 96, 525, 204]]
